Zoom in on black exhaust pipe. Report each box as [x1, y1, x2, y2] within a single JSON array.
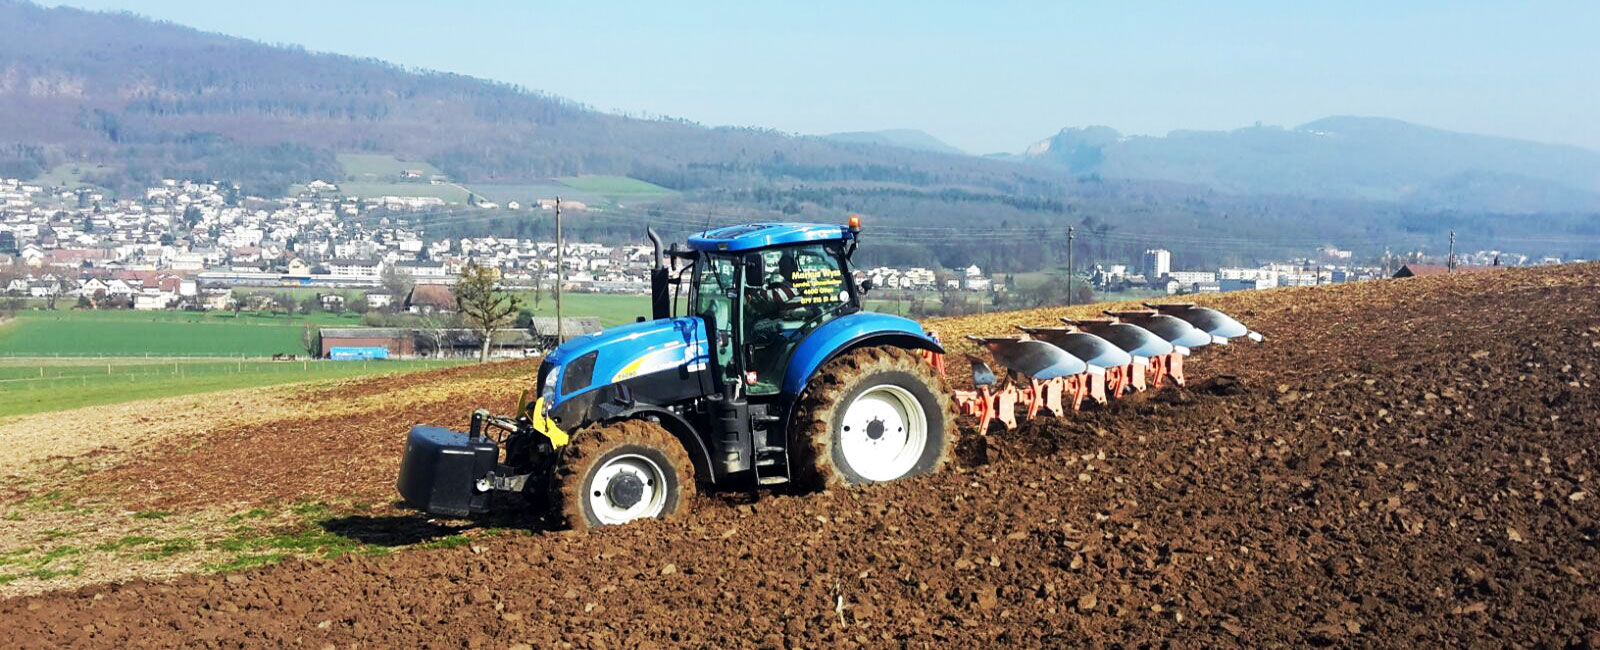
[[647, 227, 670, 320]]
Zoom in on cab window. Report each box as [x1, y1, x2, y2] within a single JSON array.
[[691, 254, 740, 385], [741, 242, 852, 394]]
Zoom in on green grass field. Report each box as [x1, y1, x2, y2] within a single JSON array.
[[28, 163, 108, 191], [556, 175, 675, 198], [467, 184, 601, 206], [336, 154, 443, 181], [0, 310, 364, 358], [511, 293, 649, 327], [0, 358, 463, 417]]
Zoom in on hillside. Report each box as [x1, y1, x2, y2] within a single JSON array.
[[0, 0, 1047, 198], [1024, 116, 1600, 213], [0, 263, 1596, 646], [820, 129, 965, 155]]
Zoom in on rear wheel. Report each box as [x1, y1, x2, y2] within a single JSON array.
[[791, 346, 957, 489], [552, 419, 696, 530]]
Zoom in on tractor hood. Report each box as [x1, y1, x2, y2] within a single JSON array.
[[540, 317, 708, 407]]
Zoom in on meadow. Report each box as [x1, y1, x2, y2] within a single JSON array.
[[0, 310, 362, 358], [556, 175, 676, 198], [0, 358, 463, 417], [509, 292, 649, 327], [335, 154, 443, 180]]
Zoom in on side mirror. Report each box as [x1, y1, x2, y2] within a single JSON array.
[[743, 255, 765, 286], [860, 277, 875, 293]]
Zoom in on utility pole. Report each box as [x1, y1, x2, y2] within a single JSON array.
[[1065, 226, 1075, 306], [1447, 230, 1456, 272], [555, 197, 564, 344]]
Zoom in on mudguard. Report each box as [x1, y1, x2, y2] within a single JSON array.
[[781, 312, 942, 395]]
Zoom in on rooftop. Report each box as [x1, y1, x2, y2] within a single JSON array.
[[687, 222, 852, 252]]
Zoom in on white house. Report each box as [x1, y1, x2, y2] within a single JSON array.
[[327, 259, 384, 278], [201, 290, 233, 311], [133, 291, 175, 311], [364, 292, 394, 309]]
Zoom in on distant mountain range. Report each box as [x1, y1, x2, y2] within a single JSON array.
[[1017, 116, 1600, 213], [0, 0, 1021, 198]]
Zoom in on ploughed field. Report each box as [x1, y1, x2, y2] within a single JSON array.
[[0, 264, 1597, 648]]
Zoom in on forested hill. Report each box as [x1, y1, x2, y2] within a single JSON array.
[[0, 0, 1063, 198], [820, 129, 966, 155]]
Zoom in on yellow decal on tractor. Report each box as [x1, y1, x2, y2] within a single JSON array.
[[528, 397, 569, 448]]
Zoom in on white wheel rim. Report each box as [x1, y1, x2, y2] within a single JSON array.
[[587, 453, 669, 525], [838, 384, 928, 482]]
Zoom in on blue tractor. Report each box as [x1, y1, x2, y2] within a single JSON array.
[[398, 219, 956, 529]]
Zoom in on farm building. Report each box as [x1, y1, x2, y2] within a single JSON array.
[[529, 317, 604, 350], [317, 327, 541, 359], [405, 284, 456, 314], [319, 327, 417, 358]]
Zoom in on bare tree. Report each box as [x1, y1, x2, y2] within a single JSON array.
[[301, 324, 321, 357], [455, 263, 521, 363], [414, 312, 453, 358], [380, 265, 412, 312], [276, 291, 298, 319]]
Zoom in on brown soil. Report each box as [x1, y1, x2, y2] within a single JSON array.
[[3, 264, 1599, 648], [80, 361, 536, 510]]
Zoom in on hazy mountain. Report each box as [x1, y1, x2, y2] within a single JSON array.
[[0, 0, 1043, 197], [1025, 116, 1600, 212], [820, 129, 965, 155]]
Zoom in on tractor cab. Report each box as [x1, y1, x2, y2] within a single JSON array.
[[682, 223, 861, 397]]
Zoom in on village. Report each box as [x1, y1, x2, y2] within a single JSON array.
[[0, 176, 1567, 320]]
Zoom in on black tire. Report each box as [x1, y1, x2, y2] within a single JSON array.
[[790, 346, 958, 490], [552, 419, 696, 531]]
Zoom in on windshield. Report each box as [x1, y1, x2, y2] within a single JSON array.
[[689, 244, 858, 394]]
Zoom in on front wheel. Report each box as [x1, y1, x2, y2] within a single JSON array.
[[552, 419, 696, 530], [790, 346, 957, 489]]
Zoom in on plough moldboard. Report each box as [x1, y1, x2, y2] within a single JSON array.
[[936, 303, 1263, 433]]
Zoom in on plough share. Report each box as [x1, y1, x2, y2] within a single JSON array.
[[946, 303, 1262, 432]]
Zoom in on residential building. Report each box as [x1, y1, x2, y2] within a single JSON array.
[[1142, 249, 1171, 279]]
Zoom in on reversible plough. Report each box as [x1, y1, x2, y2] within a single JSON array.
[[943, 303, 1263, 432]]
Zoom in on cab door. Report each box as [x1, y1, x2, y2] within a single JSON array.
[[691, 253, 742, 389], [739, 242, 855, 395]]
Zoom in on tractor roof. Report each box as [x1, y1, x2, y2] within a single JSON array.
[[687, 222, 853, 252]]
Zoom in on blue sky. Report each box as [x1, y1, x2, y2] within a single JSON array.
[[43, 1, 1600, 153]]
